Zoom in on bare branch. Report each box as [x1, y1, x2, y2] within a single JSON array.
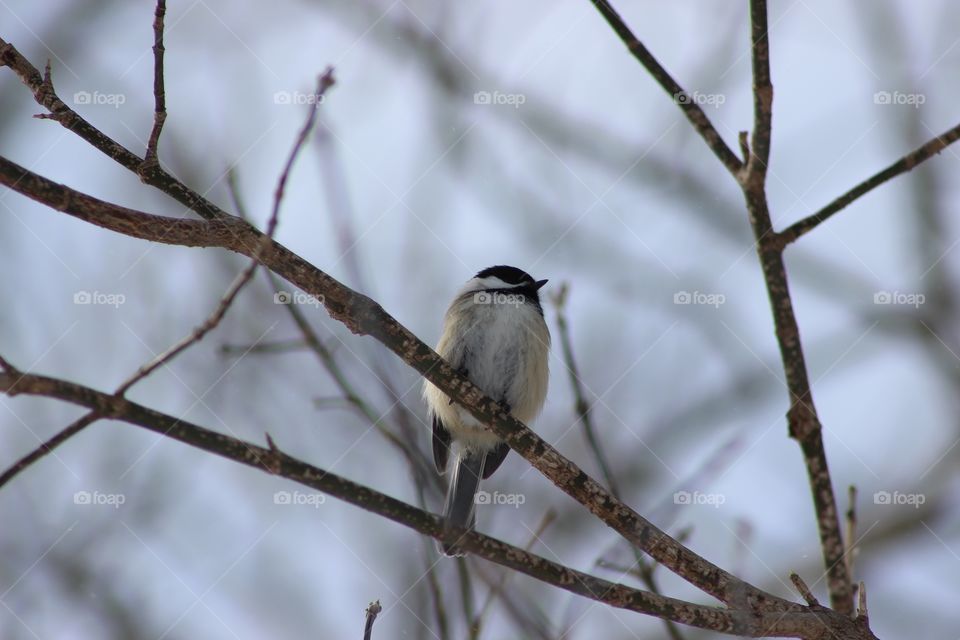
[[142, 0, 167, 166], [857, 581, 867, 620], [789, 573, 819, 607], [586, 0, 743, 175], [0, 412, 97, 489], [738, 0, 852, 614], [745, 0, 773, 180], [844, 485, 858, 584], [553, 284, 685, 640], [363, 600, 382, 640], [0, 366, 879, 638], [118, 69, 334, 391], [472, 510, 557, 635], [551, 284, 618, 496], [0, 37, 229, 220], [778, 120, 960, 245]]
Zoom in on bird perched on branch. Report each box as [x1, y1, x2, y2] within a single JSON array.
[[424, 265, 551, 556]]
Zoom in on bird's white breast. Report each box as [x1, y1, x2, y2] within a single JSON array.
[[424, 292, 550, 453]]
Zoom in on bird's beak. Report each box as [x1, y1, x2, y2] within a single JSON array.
[[534, 279, 549, 290]]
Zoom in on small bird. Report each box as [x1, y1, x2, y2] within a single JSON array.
[[423, 265, 551, 556]]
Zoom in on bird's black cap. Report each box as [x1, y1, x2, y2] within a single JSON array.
[[475, 265, 539, 286]]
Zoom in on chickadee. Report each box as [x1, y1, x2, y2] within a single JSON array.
[[423, 265, 551, 556]]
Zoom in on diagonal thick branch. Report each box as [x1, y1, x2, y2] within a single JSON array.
[[0, 366, 875, 638]]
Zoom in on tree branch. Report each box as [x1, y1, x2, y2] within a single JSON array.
[[738, 0, 852, 614], [552, 284, 685, 640], [143, 0, 167, 166], [778, 120, 960, 245], [363, 600, 382, 640], [745, 0, 773, 180], [586, 0, 743, 175], [0, 366, 877, 638], [0, 37, 229, 220]]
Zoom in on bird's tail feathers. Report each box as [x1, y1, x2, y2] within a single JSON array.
[[438, 449, 486, 557]]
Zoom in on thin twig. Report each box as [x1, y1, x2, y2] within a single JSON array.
[[457, 558, 478, 640], [844, 485, 858, 584], [142, 0, 167, 166], [363, 600, 382, 640], [778, 120, 960, 245], [550, 284, 618, 496], [471, 510, 556, 635], [226, 166, 440, 496], [422, 539, 450, 640], [745, 0, 772, 181], [552, 284, 684, 640], [586, 0, 742, 175], [856, 581, 867, 620], [219, 338, 308, 355], [789, 573, 819, 607], [118, 68, 333, 393], [0, 36, 229, 220], [0, 413, 97, 489]]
